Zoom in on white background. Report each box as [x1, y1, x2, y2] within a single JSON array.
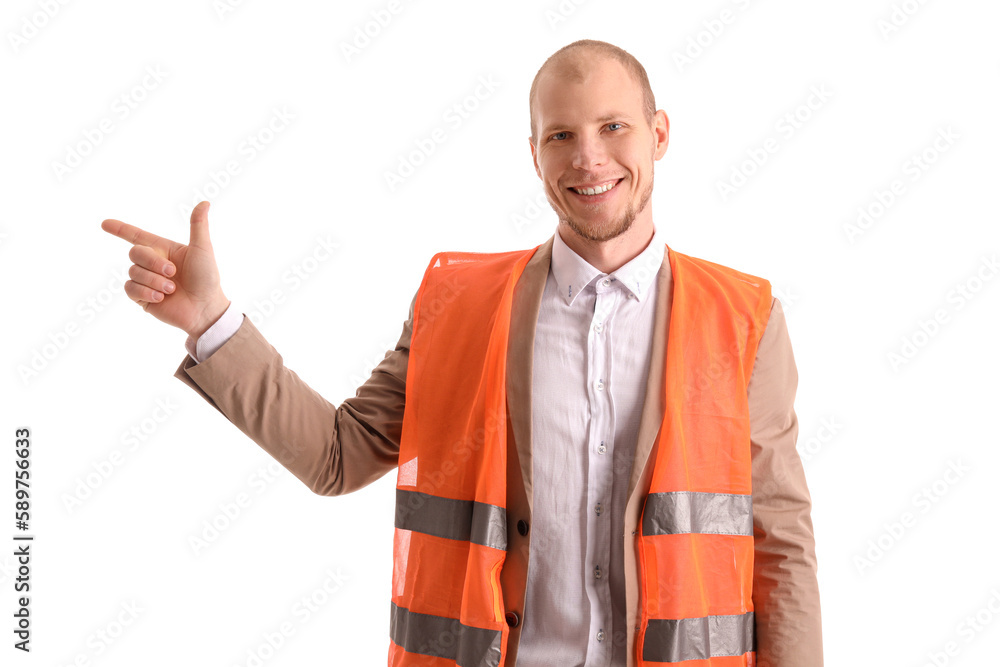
[[2, 0, 999, 665]]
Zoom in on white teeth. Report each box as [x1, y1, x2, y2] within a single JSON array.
[[573, 180, 619, 196]]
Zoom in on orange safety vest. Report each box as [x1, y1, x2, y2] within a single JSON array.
[[388, 243, 772, 667]]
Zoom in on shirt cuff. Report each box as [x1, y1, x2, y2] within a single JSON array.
[[184, 302, 244, 364]]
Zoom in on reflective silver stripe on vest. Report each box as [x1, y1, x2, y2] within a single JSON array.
[[642, 491, 753, 536], [390, 601, 502, 667], [642, 611, 755, 662], [395, 489, 507, 551]]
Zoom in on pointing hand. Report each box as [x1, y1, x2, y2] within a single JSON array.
[[101, 201, 231, 338]]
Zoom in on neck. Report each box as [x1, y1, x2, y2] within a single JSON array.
[[557, 217, 655, 274]]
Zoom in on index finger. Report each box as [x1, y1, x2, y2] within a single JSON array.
[[101, 218, 176, 252]]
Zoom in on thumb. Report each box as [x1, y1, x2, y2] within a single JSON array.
[[189, 200, 212, 248]]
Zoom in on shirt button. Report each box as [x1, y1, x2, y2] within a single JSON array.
[[598, 442, 607, 454], [594, 564, 602, 579], [601, 278, 611, 287], [517, 519, 529, 536], [595, 380, 604, 391], [595, 502, 603, 516], [505, 611, 520, 627], [597, 629, 606, 642], [594, 321, 604, 333]]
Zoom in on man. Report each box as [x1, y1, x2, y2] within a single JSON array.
[[102, 40, 822, 666]]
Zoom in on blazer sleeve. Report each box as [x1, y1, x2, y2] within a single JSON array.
[[747, 296, 824, 666], [172, 292, 417, 496]]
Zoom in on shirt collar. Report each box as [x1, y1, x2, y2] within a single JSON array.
[[551, 226, 666, 306]]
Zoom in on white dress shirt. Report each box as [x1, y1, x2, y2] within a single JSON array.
[[186, 227, 666, 666], [515, 227, 663, 667]]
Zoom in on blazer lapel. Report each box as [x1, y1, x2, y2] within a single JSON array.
[[627, 243, 673, 502], [506, 235, 553, 515]]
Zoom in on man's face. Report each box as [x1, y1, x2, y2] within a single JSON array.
[[530, 56, 668, 244]]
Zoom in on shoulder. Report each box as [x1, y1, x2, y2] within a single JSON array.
[[409, 247, 540, 327], [418, 246, 540, 295], [668, 246, 773, 328], [669, 246, 769, 291], [423, 248, 537, 277]]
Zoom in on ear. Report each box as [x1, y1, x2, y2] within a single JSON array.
[[653, 110, 670, 161], [529, 137, 542, 179]]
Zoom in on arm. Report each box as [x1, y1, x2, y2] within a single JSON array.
[[102, 202, 409, 495], [173, 292, 417, 496], [748, 297, 824, 666]]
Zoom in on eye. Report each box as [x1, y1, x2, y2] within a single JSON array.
[[608, 122, 623, 131], [550, 131, 568, 141]]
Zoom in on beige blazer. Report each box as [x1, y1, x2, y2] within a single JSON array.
[[174, 236, 823, 666]]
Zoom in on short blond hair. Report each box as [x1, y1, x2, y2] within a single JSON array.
[[529, 39, 656, 144]]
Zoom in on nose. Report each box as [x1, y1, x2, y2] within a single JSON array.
[[570, 133, 607, 171]]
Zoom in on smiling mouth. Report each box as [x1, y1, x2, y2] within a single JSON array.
[[568, 178, 624, 196]]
